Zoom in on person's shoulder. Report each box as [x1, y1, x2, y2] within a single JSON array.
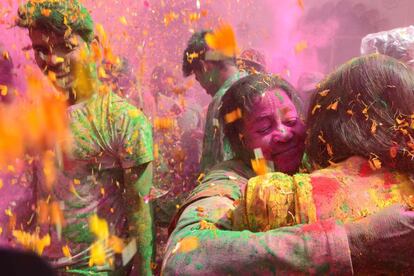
[[309, 156, 366, 179], [209, 159, 254, 179], [106, 91, 151, 123], [168, 162, 247, 234], [184, 160, 250, 204]]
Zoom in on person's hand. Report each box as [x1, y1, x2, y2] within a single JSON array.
[[345, 204, 414, 273]]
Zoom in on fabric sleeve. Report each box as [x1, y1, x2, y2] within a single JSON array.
[[162, 195, 353, 275]]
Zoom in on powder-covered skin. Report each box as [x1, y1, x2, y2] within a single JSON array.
[[241, 89, 306, 175], [36, 91, 154, 275], [163, 160, 352, 275]]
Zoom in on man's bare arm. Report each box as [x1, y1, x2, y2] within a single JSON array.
[[124, 162, 154, 276]]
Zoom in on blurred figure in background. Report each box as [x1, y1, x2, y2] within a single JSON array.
[[361, 25, 414, 69], [182, 30, 247, 173], [101, 57, 144, 109], [149, 66, 203, 189], [237, 48, 267, 74], [148, 66, 182, 118], [146, 65, 203, 271], [0, 44, 16, 103]]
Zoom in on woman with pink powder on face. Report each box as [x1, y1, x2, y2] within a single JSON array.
[[162, 71, 414, 275]]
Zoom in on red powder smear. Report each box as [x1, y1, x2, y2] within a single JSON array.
[[310, 176, 340, 219], [143, 1, 150, 8], [311, 176, 340, 200], [62, 154, 76, 171], [388, 160, 397, 169], [358, 161, 374, 177], [383, 171, 396, 189]]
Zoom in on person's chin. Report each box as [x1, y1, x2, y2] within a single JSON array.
[[274, 162, 299, 175], [272, 152, 302, 174]]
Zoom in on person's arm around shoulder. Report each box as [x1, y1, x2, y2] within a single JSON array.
[[162, 190, 353, 275]]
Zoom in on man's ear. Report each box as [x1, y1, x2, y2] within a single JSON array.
[[89, 36, 103, 61], [90, 36, 100, 48]]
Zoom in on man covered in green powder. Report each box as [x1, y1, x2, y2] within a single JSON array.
[[182, 30, 248, 174], [17, 1, 154, 274]]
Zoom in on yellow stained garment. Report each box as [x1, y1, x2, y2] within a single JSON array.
[[242, 156, 414, 232]]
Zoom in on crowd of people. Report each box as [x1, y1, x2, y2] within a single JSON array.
[[1, 0, 414, 275]]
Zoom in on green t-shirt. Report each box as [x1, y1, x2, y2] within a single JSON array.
[[39, 91, 153, 271]]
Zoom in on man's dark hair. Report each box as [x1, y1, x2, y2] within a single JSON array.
[[182, 30, 236, 77], [182, 30, 211, 77], [220, 73, 303, 158], [306, 53, 414, 172]]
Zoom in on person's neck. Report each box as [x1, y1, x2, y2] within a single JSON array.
[[211, 65, 238, 97], [65, 77, 100, 106], [219, 65, 238, 87]]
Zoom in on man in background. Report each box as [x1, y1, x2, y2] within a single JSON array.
[[182, 30, 247, 173]]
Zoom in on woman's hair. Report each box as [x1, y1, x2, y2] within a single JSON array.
[[220, 73, 303, 158], [306, 53, 414, 172]]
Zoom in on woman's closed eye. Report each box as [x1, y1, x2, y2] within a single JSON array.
[[257, 123, 272, 134], [284, 118, 298, 127]]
